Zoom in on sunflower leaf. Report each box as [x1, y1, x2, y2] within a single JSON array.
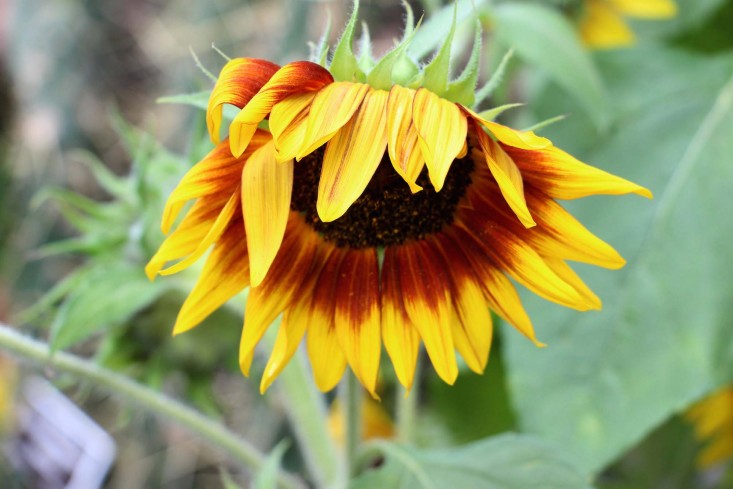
[[253, 441, 290, 489], [367, 14, 421, 90], [350, 435, 592, 489], [478, 103, 524, 122], [475, 48, 514, 108], [330, 0, 361, 82], [504, 46, 733, 474], [522, 114, 568, 133]]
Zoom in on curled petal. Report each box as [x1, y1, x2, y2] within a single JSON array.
[[229, 61, 334, 157], [386, 85, 424, 193], [207, 58, 279, 143], [270, 92, 317, 161], [464, 106, 551, 150]]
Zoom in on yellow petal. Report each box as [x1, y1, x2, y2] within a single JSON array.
[[395, 242, 458, 385], [229, 61, 333, 157], [464, 107, 551, 150], [160, 190, 239, 276], [270, 92, 317, 161], [239, 216, 317, 375], [242, 140, 293, 287], [526, 188, 625, 269], [446, 226, 543, 346], [259, 297, 309, 393], [506, 144, 653, 199], [316, 89, 389, 222], [146, 195, 228, 279], [580, 0, 635, 49], [207, 58, 279, 144], [307, 248, 348, 392], [172, 219, 249, 335], [475, 124, 536, 228], [544, 258, 602, 310], [333, 248, 382, 397], [381, 248, 420, 390], [386, 85, 425, 193], [297, 82, 370, 158], [610, 0, 677, 18], [412, 88, 467, 191]]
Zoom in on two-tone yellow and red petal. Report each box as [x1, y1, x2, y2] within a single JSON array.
[[207, 58, 279, 144], [229, 61, 333, 157], [386, 85, 425, 193]]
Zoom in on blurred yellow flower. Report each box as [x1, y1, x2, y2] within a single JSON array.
[[580, 0, 678, 49], [687, 387, 733, 467], [328, 397, 394, 444]]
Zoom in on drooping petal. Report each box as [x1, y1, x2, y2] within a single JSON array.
[[160, 190, 240, 276], [464, 107, 551, 150], [381, 247, 421, 390], [307, 247, 348, 392], [386, 85, 425, 193], [161, 133, 270, 232], [297, 82, 371, 158], [207, 58, 280, 144], [504, 143, 653, 199], [146, 194, 230, 279], [459, 206, 595, 311], [316, 88, 388, 222], [239, 215, 318, 375], [333, 248, 381, 397], [172, 218, 249, 335], [474, 123, 536, 228], [445, 225, 543, 346], [544, 258, 602, 310], [259, 244, 330, 393], [431, 233, 493, 374], [229, 61, 334, 157], [270, 92, 317, 161], [242, 140, 293, 287], [580, 0, 635, 49], [610, 0, 677, 19], [394, 241, 458, 385], [412, 88, 467, 191]]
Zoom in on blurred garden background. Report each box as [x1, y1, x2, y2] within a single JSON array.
[[0, 0, 733, 488]]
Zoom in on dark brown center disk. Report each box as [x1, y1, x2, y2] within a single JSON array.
[[290, 148, 475, 248]]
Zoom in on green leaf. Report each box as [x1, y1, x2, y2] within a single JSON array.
[[504, 47, 733, 474], [475, 48, 514, 108], [253, 441, 290, 489], [329, 0, 361, 82], [478, 102, 524, 122], [50, 262, 168, 350], [444, 21, 482, 106], [491, 2, 607, 128], [350, 435, 593, 489]]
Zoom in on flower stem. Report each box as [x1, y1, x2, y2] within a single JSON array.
[[274, 345, 347, 489], [341, 369, 362, 476], [396, 352, 421, 444], [0, 323, 303, 489]]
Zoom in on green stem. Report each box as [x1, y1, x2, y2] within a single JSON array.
[[341, 369, 362, 476], [396, 353, 421, 444], [274, 345, 347, 489], [0, 323, 303, 489]]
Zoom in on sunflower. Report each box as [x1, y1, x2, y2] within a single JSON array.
[[687, 387, 733, 467], [147, 3, 651, 397], [579, 0, 677, 49]]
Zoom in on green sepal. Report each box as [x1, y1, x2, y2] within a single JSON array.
[[367, 12, 421, 90], [475, 48, 514, 108], [478, 103, 524, 121], [522, 114, 568, 132], [329, 0, 362, 81], [309, 12, 332, 66], [421, 2, 457, 95], [357, 21, 374, 81], [444, 20, 482, 106]]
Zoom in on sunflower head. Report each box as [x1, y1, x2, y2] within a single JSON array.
[[148, 1, 652, 397], [579, 0, 678, 49]]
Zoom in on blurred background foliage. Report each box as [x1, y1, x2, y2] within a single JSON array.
[[1, 0, 732, 488]]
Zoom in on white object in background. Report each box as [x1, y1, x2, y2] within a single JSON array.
[[13, 377, 116, 489]]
